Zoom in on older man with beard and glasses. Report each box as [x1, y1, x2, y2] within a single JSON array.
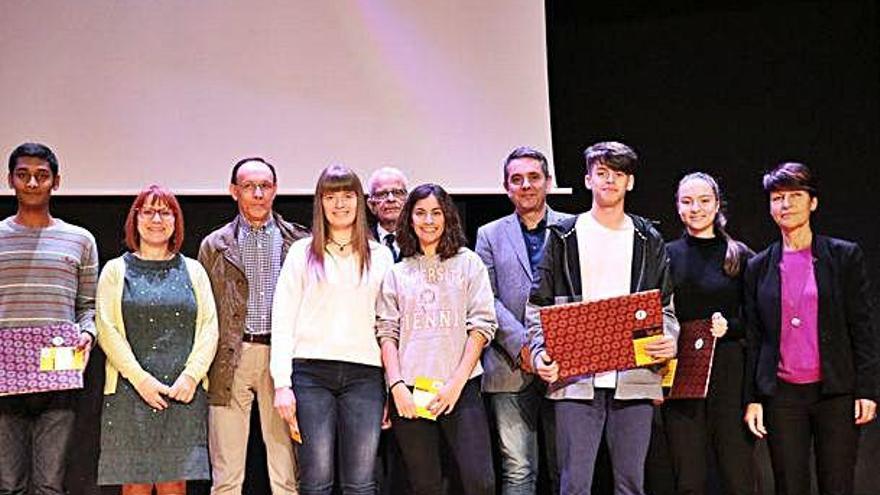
[[367, 167, 408, 262]]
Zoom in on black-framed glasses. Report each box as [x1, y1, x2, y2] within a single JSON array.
[[369, 188, 407, 202]]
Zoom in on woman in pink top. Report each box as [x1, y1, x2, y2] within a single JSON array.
[[742, 162, 878, 495]]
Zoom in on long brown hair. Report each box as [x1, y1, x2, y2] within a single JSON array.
[[308, 165, 372, 280], [396, 184, 467, 260], [676, 172, 750, 277]]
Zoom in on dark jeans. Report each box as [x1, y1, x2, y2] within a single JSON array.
[[391, 378, 495, 495], [661, 342, 756, 495], [764, 380, 858, 495], [0, 391, 76, 495], [555, 389, 653, 495], [486, 380, 558, 495], [293, 359, 385, 495]]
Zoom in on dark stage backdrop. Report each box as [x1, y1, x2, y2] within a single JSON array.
[[1, 1, 877, 494]]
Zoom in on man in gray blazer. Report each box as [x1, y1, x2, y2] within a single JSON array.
[[476, 147, 571, 495]]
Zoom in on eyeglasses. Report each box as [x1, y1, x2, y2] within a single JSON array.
[[369, 188, 407, 202], [138, 207, 175, 220], [238, 181, 276, 194]]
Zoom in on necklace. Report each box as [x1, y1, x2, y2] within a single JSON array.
[[779, 253, 813, 328], [327, 237, 352, 251]]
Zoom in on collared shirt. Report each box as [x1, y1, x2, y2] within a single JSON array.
[[519, 214, 548, 277], [237, 215, 282, 335], [376, 223, 400, 262]]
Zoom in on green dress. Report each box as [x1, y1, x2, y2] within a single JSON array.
[[98, 253, 209, 484]]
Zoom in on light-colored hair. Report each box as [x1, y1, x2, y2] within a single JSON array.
[[366, 166, 408, 194], [308, 165, 372, 280]]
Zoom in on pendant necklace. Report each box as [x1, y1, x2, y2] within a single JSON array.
[[780, 257, 813, 328], [328, 237, 352, 252]]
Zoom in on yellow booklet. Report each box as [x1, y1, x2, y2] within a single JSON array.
[[660, 358, 678, 388], [412, 376, 444, 421], [632, 331, 665, 367], [39, 347, 86, 371]]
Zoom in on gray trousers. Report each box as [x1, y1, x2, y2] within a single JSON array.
[[0, 392, 76, 495], [555, 389, 653, 495]]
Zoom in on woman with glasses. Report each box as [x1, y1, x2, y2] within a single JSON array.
[[96, 185, 218, 495], [271, 165, 395, 495], [376, 183, 497, 495], [743, 163, 877, 495]]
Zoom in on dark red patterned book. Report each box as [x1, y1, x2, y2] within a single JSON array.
[[539, 289, 664, 380], [664, 319, 716, 399], [0, 322, 84, 396]]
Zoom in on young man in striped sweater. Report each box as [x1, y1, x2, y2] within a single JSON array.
[[0, 142, 99, 494]]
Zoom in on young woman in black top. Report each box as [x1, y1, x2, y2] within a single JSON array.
[[662, 172, 756, 495]]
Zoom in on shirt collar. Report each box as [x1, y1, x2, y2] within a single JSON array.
[[376, 223, 395, 240], [238, 214, 276, 235]]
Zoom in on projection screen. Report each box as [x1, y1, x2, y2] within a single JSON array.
[[0, 1, 554, 195]]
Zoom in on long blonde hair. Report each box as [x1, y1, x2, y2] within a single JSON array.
[[308, 165, 372, 280]]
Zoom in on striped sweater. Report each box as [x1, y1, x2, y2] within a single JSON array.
[[0, 217, 99, 336]]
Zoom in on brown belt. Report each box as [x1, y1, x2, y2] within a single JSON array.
[[242, 333, 271, 345]]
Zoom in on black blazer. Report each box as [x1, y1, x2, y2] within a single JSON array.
[[743, 235, 878, 403]]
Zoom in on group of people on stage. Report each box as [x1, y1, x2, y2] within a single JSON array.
[[1, 140, 876, 495]]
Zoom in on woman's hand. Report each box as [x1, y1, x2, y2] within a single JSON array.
[[428, 378, 466, 416], [855, 398, 877, 425], [274, 387, 297, 425], [134, 375, 171, 410], [391, 382, 417, 419], [645, 336, 676, 360], [744, 402, 767, 438], [535, 351, 559, 384], [168, 374, 197, 403], [710, 312, 728, 338]]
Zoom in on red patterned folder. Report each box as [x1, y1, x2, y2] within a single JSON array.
[[665, 319, 716, 399], [0, 322, 84, 396], [539, 290, 664, 380]]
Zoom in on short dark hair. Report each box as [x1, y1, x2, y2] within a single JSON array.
[[8, 143, 59, 175], [762, 162, 818, 197], [230, 157, 277, 185], [503, 146, 550, 185], [583, 141, 638, 175], [397, 183, 467, 261]]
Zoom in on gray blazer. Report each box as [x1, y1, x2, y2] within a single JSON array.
[[475, 207, 572, 393]]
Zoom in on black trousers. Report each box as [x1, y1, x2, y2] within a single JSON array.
[[391, 379, 495, 495], [660, 341, 756, 495], [764, 381, 859, 495]]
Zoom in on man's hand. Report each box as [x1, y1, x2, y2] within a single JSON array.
[[534, 351, 559, 384], [428, 378, 466, 417], [168, 374, 197, 403], [76, 332, 93, 366], [645, 336, 676, 360]]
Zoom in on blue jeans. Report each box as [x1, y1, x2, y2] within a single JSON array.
[[0, 391, 76, 495], [556, 389, 653, 495], [487, 380, 557, 495], [293, 359, 385, 495]]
